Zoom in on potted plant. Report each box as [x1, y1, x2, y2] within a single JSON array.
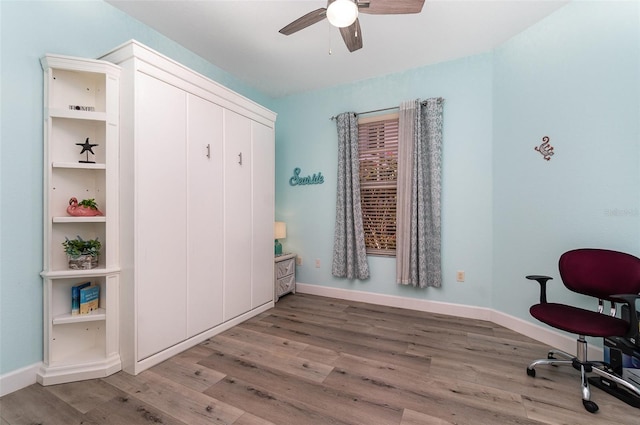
[[62, 235, 101, 270]]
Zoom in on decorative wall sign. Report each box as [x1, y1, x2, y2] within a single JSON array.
[[76, 137, 98, 163], [534, 136, 554, 161], [289, 167, 324, 186], [69, 105, 95, 111]]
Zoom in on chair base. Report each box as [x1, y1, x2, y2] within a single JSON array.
[[527, 336, 640, 413], [589, 376, 640, 408]]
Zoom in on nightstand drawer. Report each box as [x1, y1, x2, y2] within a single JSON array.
[[275, 258, 295, 279], [276, 274, 295, 298]]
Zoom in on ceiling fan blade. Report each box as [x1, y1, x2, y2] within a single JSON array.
[[279, 8, 327, 35], [358, 0, 425, 15], [339, 18, 363, 53]]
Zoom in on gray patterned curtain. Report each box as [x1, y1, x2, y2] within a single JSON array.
[[332, 112, 370, 280], [396, 98, 443, 288]]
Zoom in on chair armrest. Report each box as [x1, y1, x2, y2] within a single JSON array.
[[526, 275, 553, 304], [611, 293, 640, 340]]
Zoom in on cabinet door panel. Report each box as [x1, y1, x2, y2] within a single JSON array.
[[251, 121, 275, 307], [223, 110, 252, 321], [135, 73, 187, 360], [187, 95, 224, 336]]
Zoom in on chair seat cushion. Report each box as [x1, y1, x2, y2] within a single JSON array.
[[530, 303, 630, 337]]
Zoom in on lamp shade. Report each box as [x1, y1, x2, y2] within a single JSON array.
[[326, 0, 358, 28], [274, 222, 287, 240]]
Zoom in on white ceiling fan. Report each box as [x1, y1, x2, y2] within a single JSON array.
[[279, 0, 426, 52]]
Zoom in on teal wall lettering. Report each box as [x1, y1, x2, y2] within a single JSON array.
[[289, 167, 324, 186]]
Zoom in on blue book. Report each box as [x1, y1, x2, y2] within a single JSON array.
[[71, 282, 91, 315], [79, 285, 100, 315]]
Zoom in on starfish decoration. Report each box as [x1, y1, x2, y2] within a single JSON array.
[[76, 137, 99, 163]]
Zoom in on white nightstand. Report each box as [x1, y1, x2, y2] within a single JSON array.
[[275, 253, 296, 302]]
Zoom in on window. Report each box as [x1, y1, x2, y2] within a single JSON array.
[[358, 113, 399, 256]]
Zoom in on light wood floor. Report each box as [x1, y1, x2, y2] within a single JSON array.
[[2, 294, 638, 424]]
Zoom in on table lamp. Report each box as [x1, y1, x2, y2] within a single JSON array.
[[274, 221, 286, 256]]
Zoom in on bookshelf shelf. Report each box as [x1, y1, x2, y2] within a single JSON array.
[[53, 308, 106, 325], [53, 216, 107, 223], [52, 162, 106, 170], [48, 108, 107, 122], [41, 267, 120, 280], [49, 346, 107, 369]]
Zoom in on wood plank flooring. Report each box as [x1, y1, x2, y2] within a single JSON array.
[[2, 293, 639, 424]]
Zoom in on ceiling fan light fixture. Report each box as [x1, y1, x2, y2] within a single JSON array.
[[326, 0, 359, 28]]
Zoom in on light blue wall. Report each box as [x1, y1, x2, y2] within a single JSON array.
[[272, 53, 495, 306], [0, 0, 271, 376], [492, 0, 640, 322], [273, 0, 639, 325]]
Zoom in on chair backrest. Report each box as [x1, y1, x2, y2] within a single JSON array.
[[559, 248, 640, 301]]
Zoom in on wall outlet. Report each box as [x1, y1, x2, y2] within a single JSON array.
[[315, 258, 320, 268], [296, 256, 302, 266], [456, 270, 465, 282]]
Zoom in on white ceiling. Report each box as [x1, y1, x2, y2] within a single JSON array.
[[106, 0, 570, 98]]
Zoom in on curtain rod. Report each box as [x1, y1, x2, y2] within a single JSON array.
[[330, 97, 445, 120]]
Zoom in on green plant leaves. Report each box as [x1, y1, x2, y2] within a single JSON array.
[[62, 235, 101, 258]]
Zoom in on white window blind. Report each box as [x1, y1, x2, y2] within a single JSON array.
[[358, 113, 399, 256]]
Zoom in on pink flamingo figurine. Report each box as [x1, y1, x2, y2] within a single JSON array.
[[66, 197, 103, 216]]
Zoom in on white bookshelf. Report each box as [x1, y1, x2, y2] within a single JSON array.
[[38, 54, 121, 385]]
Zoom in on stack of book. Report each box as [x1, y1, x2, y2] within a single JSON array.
[[71, 282, 100, 315]]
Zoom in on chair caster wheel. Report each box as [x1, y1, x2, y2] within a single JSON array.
[[582, 400, 599, 413], [526, 367, 536, 377]]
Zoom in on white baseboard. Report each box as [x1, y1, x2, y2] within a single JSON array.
[[0, 362, 41, 397], [296, 282, 603, 359]]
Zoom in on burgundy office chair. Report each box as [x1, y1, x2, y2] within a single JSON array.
[[526, 248, 640, 413]]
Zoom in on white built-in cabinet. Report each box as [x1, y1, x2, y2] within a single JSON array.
[[39, 55, 121, 385], [100, 40, 276, 374]]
